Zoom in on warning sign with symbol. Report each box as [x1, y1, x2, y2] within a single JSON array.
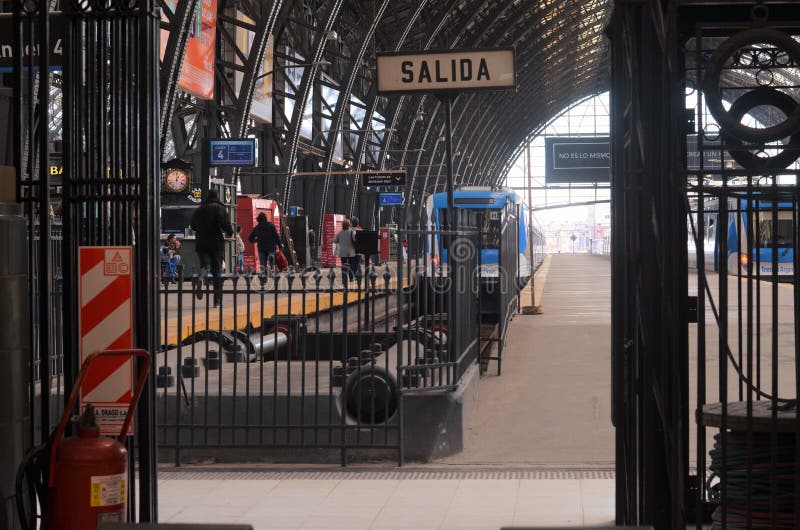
[[78, 247, 134, 436]]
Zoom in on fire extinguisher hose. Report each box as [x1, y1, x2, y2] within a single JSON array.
[[15, 443, 49, 530]]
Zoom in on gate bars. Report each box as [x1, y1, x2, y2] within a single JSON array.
[[612, 2, 800, 529], [13, 0, 161, 522], [609, 2, 689, 528], [155, 228, 482, 465], [685, 8, 800, 530]]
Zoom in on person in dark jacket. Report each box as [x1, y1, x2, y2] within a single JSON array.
[[190, 189, 233, 306], [248, 212, 281, 273]]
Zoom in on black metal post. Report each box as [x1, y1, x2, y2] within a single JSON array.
[[443, 95, 456, 230]]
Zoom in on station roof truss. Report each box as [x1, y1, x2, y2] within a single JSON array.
[[9, 0, 614, 221]]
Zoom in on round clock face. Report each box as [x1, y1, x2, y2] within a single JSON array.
[[165, 169, 190, 193]]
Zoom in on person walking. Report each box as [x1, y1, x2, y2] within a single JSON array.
[[307, 227, 316, 266], [334, 219, 358, 282], [248, 212, 281, 274], [350, 217, 364, 274], [190, 189, 233, 306], [235, 226, 246, 273]]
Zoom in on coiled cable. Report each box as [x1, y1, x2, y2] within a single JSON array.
[[707, 432, 797, 529]]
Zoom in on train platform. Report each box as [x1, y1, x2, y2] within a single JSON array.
[[444, 253, 614, 466]]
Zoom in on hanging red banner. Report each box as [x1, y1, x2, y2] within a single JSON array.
[[160, 0, 217, 100]]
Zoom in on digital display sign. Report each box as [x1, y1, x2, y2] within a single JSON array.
[[362, 171, 407, 187], [544, 136, 610, 183], [379, 192, 404, 206], [208, 139, 256, 167]]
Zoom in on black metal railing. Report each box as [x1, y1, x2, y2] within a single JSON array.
[[30, 216, 66, 431], [156, 227, 482, 465]]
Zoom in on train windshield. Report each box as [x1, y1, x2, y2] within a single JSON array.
[[755, 211, 793, 248], [437, 208, 502, 249]]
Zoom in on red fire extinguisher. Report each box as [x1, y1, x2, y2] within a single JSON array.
[[46, 349, 151, 530]]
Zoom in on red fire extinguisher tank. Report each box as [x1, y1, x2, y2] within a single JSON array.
[[46, 349, 151, 530], [49, 405, 128, 529]]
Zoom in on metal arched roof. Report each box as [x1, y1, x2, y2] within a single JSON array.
[[9, 0, 612, 224]]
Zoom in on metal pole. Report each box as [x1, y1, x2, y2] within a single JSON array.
[[521, 141, 542, 315], [38, 0, 52, 441], [443, 95, 456, 230], [526, 141, 536, 308]]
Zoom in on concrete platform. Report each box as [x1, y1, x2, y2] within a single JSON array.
[[442, 253, 615, 466], [155, 467, 615, 529]]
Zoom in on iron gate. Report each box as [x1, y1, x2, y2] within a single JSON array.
[[611, 3, 800, 528], [686, 13, 800, 530], [13, 0, 162, 521], [155, 228, 481, 465]]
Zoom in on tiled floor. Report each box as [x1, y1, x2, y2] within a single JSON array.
[[157, 474, 614, 529]]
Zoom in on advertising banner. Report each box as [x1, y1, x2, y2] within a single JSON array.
[[235, 11, 273, 123], [160, 0, 217, 100]]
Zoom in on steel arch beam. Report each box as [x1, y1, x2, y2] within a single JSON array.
[[159, 0, 199, 161], [406, 0, 516, 201], [232, 1, 287, 139], [317, 0, 391, 233], [415, 0, 607, 202], [282, 0, 346, 207], [468, 68, 608, 185], [449, 1, 609, 183], [466, 64, 607, 187], [380, 0, 505, 214], [346, 0, 430, 178], [495, 91, 608, 184], [373, 0, 473, 175], [344, 0, 452, 220], [453, 45, 608, 188]]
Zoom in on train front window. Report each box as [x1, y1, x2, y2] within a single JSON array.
[[436, 208, 502, 248], [756, 212, 793, 248]]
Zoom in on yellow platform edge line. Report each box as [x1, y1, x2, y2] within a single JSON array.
[[161, 291, 366, 345]]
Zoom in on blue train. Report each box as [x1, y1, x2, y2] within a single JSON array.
[[425, 187, 546, 289], [688, 197, 795, 278]]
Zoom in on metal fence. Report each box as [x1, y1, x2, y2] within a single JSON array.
[[30, 217, 67, 437], [686, 22, 800, 530], [156, 228, 482, 465]]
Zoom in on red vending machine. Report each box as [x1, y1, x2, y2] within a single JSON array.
[[237, 196, 281, 272], [321, 214, 346, 267], [379, 227, 391, 262]]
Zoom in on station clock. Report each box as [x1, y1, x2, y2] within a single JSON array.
[[163, 167, 191, 193]]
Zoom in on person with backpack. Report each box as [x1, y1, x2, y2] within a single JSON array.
[[190, 189, 233, 306], [248, 212, 281, 274]]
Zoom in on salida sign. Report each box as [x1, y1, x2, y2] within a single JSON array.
[[376, 48, 516, 94], [544, 137, 610, 183]]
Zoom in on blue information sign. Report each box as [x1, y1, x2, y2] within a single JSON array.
[[208, 139, 256, 167], [379, 192, 404, 206]]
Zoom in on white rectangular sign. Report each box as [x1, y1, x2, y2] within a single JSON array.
[[376, 48, 516, 94]]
